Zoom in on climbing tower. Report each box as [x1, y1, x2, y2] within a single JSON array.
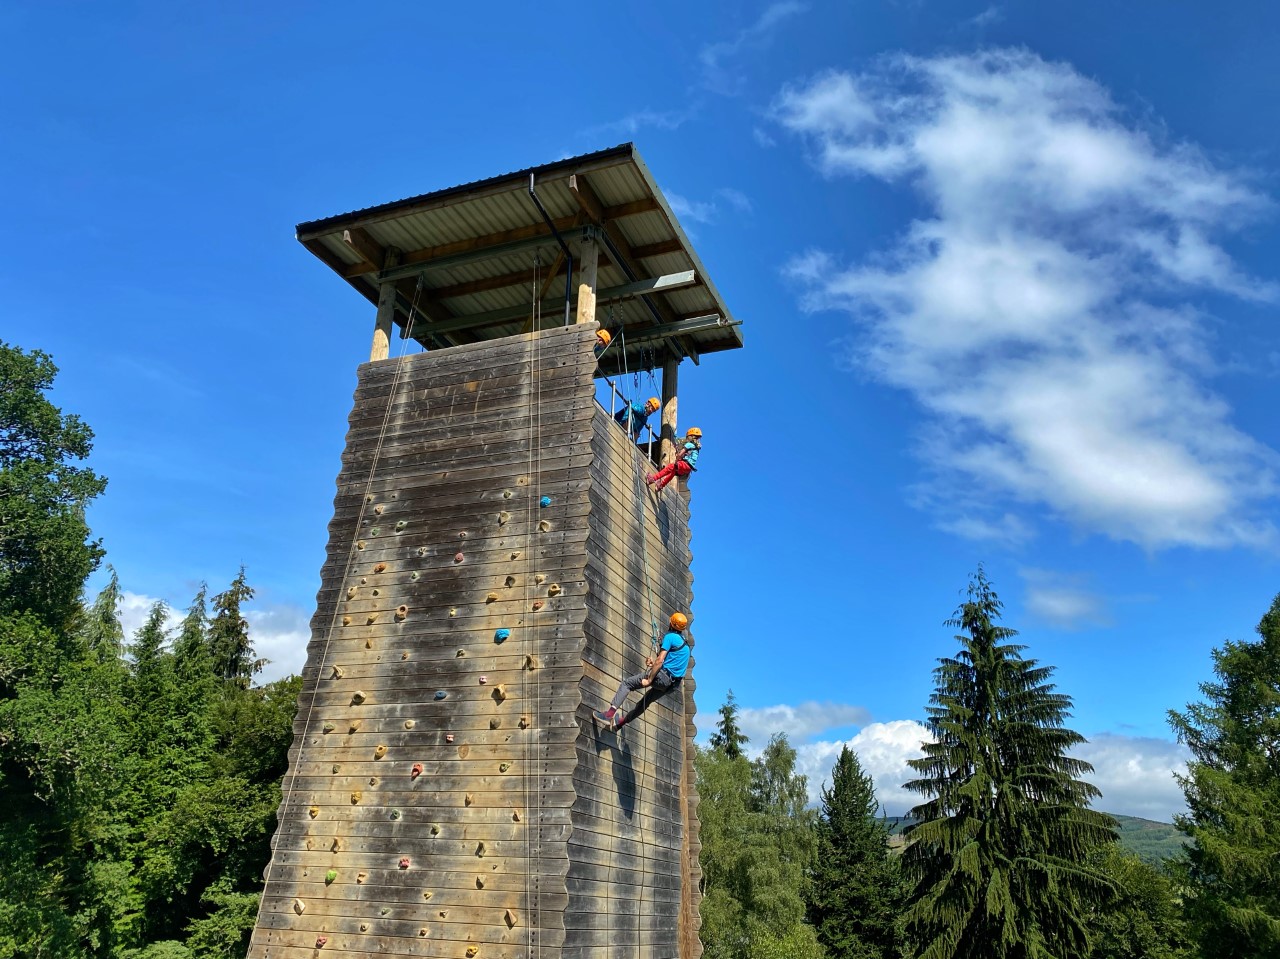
[[247, 144, 743, 959]]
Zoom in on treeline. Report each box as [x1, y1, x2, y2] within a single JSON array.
[[0, 342, 299, 957], [694, 571, 1280, 959], [5, 338, 1280, 958]]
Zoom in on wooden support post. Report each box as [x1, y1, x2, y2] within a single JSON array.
[[660, 354, 679, 467], [575, 229, 598, 325], [369, 247, 402, 361]]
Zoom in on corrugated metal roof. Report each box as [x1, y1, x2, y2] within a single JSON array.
[[296, 143, 743, 367]]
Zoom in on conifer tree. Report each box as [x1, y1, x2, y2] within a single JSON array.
[[809, 745, 903, 959], [1168, 593, 1280, 958], [902, 569, 1116, 959], [208, 567, 264, 688], [710, 689, 749, 760]]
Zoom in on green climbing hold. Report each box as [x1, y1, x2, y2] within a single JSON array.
[[370, 526, 381, 536], [390, 809, 402, 820], [395, 520, 407, 532], [325, 869, 337, 885]]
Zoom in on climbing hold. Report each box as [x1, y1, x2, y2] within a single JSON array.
[[478, 675, 488, 685], [490, 717, 501, 729], [493, 684, 509, 702], [438, 910, 448, 919], [325, 869, 337, 885], [502, 489, 513, 499], [531, 600, 544, 611], [445, 733, 455, 743], [369, 776, 378, 786], [456, 649, 466, 657], [332, 764, 340, 773], [494, 628, 510, 643], [389, 809, 401, 820], [505, 575, 517, 588], [458, 531, 468, 540], [347, 586, 357, 599], [411, 762, 423, 779], [454, 552, 465, 564], [395, 520, 407, 532], [417, 546, 428, 557], [364, 638, 373, 648], [305, 838, 314, 850], [419, 927, 429, 937], [524, 654, 539, 670], [540, 495, 552, 507], [331, 665, 344, 679], [399, 857, 410, 869], [434, 690, 447, 700], [309, 805, 320, 819], [342, 615, 352, 627], [351, 690, 367, 705], [360, 576, 368, 585], [366, 612, 378, 625], [401, 650, 409, 660], [449, 608, 458, 617], [534, 573, 546, 585], [538, 520, 551, 532], [510, 551, 521, 560], [322, 721, 335, 733], [315, 936, 327, 948], [370, 526, 381, 537], [476, 841, 487, 857], [548, 583, 562, 596], [498, 511, 511, 525], [359, 922, 369, 932], [421, 891, 432, 900], [486, 592, 499, 603], [458, 744, 470, 759], [476, 875, 485, 889], [512, 810, 521, 822], [357, 540, 366, 550], [371, 588, 380, 597], [373, 503, 384, 514], [349, 719, 361, 732], [499, 762, 511, 773], [465, 793, 474, 806], [365, 494, 374, 503], [430, 824, 441, 836], [380, 907, 390, 916], [351, 791, 362, 804], [410, 570, 420, 581], [373, 562, 387, 573], [405, 719, 415, 729], [330, 838, 341, 852], [374, 744, 387, 759], [357, 871, 368, 884], [395, 605, 408, 621], [467, 945, 480, 957], [505, 908, 519, 928], [517, 476, 528, 486], [518, 716, 529, 729]]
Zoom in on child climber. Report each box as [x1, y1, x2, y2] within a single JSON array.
[[646, 427, 702, 491], [594, 328, 612, 358], [615, 396, 660, 439], [594, 613, 690, 729]]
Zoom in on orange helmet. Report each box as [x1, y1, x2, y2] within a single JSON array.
[[669, 612, 689, 630], [686, 427, 702, 438], [646, 397, 661, 412], [596, 329, 612, 345]]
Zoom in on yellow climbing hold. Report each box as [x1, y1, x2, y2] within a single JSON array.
[[293, 898, 305, 915], [366, 612, 378, 624], [486, 592, 499, 603], [351, 791, 362, 804], [548, 583, 562, 596], [467, 946, 479, 957], [374, 744, 387, 759], [331, 665, 344, 679], [356, 871, 368, 884], [498, 510, 511, 524], [309, 805, 319, 819], [342, 615, 352, 626], [349, 719, 361, 732], [538, 520, 551, 532], [458, 744, 470, 759], [512, 810, 521, 822], [352, 690, 367, 704], [476, 876, 485, 889], [330, 838, 341, 852], [357, 540, 366, 550], [525, 653, 540, 670], [395, 605, 409, 621], [534, 573, 546, 585], [505, 908, 519, 928], [346, 586, 357, 599], [465, 793, 474, 806], [505, 575, 517, 587], [405, 719, 415, 729], [476, 841, 487, 857], [493, 684, 509, 702]]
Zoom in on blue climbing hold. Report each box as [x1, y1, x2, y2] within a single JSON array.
[[494, 628, 510, 643], [434, 690, 447, 700], [540, 495, 552, 507]]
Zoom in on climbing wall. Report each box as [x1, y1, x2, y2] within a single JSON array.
[[248, 323, 701, 959]]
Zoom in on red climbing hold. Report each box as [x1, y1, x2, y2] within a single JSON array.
[[411, 762, 423, 779], [454, 552, 465, 564], [399, 856, 411, 869], [316, 936, 328, 948]]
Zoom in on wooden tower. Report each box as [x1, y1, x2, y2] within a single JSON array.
[[247, 145, 743, 959]]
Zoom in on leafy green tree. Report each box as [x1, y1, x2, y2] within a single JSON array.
[[1168, 593, 1280, 958], [809, 745, 903, 959], [902, 570, 1116, 959], [0, 341, 106, 625], [709, 689, 749, 760], [1086, 845, 1191, 959]]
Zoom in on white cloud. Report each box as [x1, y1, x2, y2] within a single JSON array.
[[119, 590, 183, 642], [1074, 733, 1189, 822], [666, 190, 718, 226], [737, 701, 871, 745], [774, 49, 1279, 550], [966, 5, 1003, 28], [584, 108, 691, 138], [1020, 568, 1110, 629], [700, 2, 808, 95], [716, 187, 754, 214]]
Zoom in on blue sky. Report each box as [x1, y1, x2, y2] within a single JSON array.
[[5, 0, 1280, 820]]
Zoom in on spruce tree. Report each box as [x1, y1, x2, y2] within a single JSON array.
[[902, 569, 1116, 959], [809, 745, 903, 959], [208, 567, 263, 688], [1168, 593, 1280, 958], [710, 689, 749, 760]]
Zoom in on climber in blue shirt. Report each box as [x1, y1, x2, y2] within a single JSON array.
[[646, 427, 702, 491], [594, 612, 690, 729], [615, 396, 659, 439]]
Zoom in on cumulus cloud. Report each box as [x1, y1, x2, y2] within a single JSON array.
[[737, 701, 871, 745], [1020, 567, 1110, 629], [700, 2, 808, 95], [774, 49, 1279, 550], [1074, 733, 1189, 822], [664, 187, 755, 232]]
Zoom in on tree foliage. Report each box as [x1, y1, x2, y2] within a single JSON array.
[[1085, 845, 1191, 959], [809, 745, 904, 959], [902, 569, 1117, 959], [1168, 592, 1280, 957]]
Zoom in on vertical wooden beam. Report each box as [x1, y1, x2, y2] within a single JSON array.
[[369, 247, 401, 361], [575, 229, 599, 325], [660, 355, 679, 467]]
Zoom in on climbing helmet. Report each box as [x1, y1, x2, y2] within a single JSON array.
[[669, 612, 689, 630]]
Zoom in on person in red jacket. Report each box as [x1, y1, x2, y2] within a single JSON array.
[[646, 427, 702, 491]]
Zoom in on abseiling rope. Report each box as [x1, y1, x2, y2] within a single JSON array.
[[250, 282, 427, 940]]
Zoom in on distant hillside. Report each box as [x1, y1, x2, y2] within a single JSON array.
[[880, 813, 1186, 865]]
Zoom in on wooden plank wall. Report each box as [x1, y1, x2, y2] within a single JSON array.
[[563, 403, 701, 959], [247, 324, 598, 959]]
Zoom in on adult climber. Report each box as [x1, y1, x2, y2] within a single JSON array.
[[615, 396, 659, 439], [594, 328, 612, 358], [594, 612, 690, 729], [646, 426, 701, 492]]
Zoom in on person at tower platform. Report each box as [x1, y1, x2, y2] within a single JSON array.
[[615, 396, 659, 439], [594, 613, 690, 729], [594, 328, 612, 358], [646, 427, 702, 491]]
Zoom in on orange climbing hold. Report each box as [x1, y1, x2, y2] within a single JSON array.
[[374, 562, 387, 573], [411, 762, 423, 779], [395, 605, 409, 621]]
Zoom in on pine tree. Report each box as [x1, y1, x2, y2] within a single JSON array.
[[1168, 593, 1280, 958], [710, 689, 749, 760], [902, 569, 1116, 959], [208, 567, 264, 688], [809, 745, 903, 959]]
